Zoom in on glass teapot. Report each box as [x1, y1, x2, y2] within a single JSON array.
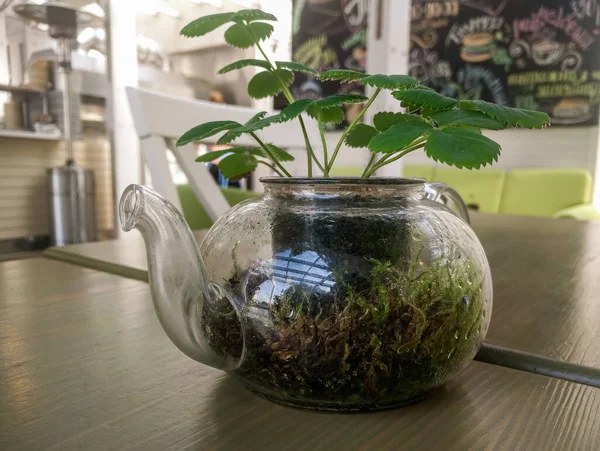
[[120, 178, 492, 411]]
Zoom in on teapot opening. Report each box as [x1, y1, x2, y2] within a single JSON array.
[[120, 184, 144, 232]]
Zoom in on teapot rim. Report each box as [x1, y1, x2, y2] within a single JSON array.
[[260, 177, 426, 186]]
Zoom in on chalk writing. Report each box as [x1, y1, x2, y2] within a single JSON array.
[[459, 0, 509, 17], [343, 0, 368, 31], [446, 16, 505, 46], [411, 1, 459, 21], [411, 30, 439, 48], [508, 70, 589, 86], [537, 82, 600, 101], [513, 7, 595, 50], [571, 0, 600, 28]]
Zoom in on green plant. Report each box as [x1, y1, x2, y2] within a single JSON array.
[[176, 9, 550, 179]]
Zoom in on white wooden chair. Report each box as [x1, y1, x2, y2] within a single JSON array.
[[126, 87, 314, 221]]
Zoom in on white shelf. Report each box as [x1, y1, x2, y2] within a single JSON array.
[[0, 129, 61, 140]]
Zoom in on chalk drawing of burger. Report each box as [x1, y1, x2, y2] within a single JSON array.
[[460, 32, 496, 63], [552, 98, 591, 125]]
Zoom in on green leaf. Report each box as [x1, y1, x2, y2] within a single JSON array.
[[393, 89, 458, 112], [218, 59, 271, 74], [217, 112, 268, 145], [308, 105, 345, 123], [459, 100, 550, 129], [429, 109, 505, 130], [176, 120, 240, 146], [425, 128, 501, 169], [345, 124, 379, 148], [319, 69, 368, 83], [224, 22, 274, 48], [276, 61, 319, 74], [180, 12, 235, 37], [218, 153, 258, 180], [195, 147, 248, 162], [373, 112, 410, 132], [361, 74, 419, 90], [236, 114, 284, 133], [232, 9, 277, 22], [247, 69, 294, 99], [253, 144, 295, 162], [368, 116, 433, 153], [315, 94, 367, 109], [280, 99, 315, 121]]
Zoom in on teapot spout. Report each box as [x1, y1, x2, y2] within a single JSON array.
[[119, 184, 243, 370]]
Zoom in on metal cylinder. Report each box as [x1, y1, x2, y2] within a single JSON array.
[[47, 164, 97, 246]]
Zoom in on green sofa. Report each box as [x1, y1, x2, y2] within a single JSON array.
[[177, 184, 260, 230], [403, 166, 599, 220]]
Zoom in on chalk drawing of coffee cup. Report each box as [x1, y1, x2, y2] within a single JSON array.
[[532, 41, 565, 65]]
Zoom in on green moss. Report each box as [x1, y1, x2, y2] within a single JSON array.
[[203, 254, 486, 410]]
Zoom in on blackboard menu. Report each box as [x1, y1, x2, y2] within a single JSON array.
[[410, 0, 600, 126], [290, 0, 369, 129]]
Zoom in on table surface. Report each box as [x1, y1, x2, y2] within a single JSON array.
[[45, 214, 600, 369], [1, 258, 600, 450]]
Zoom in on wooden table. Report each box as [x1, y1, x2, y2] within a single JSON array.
[[1, 258, 599, 450], [45, 214, 600, 369]]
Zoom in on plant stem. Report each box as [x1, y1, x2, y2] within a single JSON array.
[[327, 88, 381, 172], [318, 119, 329, 175], [249, 132, 292, 177], [364, 144, 425, 178], [248, 27, 320, 176], [361, 153, 377, 178], [257, 160, 284, 177]]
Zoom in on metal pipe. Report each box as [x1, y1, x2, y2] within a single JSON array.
[[57, 37, 74, 164]]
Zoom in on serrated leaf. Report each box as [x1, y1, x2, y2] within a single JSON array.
[[253, 144, 295, 162], [177, 120, 240, 146], [315, 94, 367, 109], [218, 153, 258, 180], [218, 59, 271, 74], [429, 109, 505, 130], [319, 69, 368, 83], [224, 22, 274, 48], [346, 124, 379, 148], [361, 74, 419, 90], [280, 99, 315, 121], [308, 105, 345, 123], [393, 89, 457, 112], [368, 116, 433, 153], [180, 12, 235, 37], [217, 112, 268, 144], [425, 128, 501, 169], [236, 114, 284, 133], [373, 112, 411, 132], [247, 69, 294, 99], [233, 9, 277, 22], [276, 61, 318, 74], [460, 100, 550, 129], [196, 147, 248, 162]]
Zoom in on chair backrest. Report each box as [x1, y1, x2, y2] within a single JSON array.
[[433, 168, 506, 213], [126, 87, 312, 221], [402, 165, 436, 181], [499, 168, 593, 217], [177, 184, 260, 230]]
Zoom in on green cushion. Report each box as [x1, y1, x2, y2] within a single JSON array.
[[329, 166, 364, 177], [432, 168, 505, 213], [402, 165, 436, 181], [554, 204, 600, 221], [500, 169, 592, 217], [176, 184, 260, 230]]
